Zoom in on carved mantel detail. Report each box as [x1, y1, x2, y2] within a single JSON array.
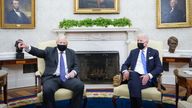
[[52, 27, 139, 43]]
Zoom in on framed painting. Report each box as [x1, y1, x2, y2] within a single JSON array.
[[156, 0, 190, 28], [74, 0, 119, 14], [1, 0, 35, 29], [0, 0, 2, 27]]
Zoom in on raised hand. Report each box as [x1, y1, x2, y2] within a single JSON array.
[[17, 41, 28, 49]]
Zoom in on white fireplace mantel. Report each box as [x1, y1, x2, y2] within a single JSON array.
[[52, 27, 139, 42], [52, 27, 138, 33]]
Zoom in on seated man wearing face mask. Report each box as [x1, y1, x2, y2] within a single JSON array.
[[121, 34, 163, 108], [18, 36, 84, 108]]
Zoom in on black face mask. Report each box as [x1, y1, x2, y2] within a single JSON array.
[[137, 43, 145, 50], [57, 44, 67, 51]]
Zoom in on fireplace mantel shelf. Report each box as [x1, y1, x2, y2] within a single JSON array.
[[52, 27, 138, 33]]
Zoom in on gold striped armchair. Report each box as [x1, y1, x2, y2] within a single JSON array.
[[35, 40, 87, 107], [112, 40, 164, 108]]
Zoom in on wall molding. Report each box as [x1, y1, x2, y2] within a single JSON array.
[[0, 50, 192, 59], [0, 52, 35, 60]]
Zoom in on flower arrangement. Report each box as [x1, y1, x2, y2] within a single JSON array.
[[59, 17, 132, 29]]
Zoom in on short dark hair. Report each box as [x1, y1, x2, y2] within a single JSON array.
[[11, 0, 20, 4]]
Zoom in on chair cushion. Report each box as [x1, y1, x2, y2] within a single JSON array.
[[37, 40, 56, 75], [0, 104, 7, 108], [37, 88, 73, 102], [128, 40, 163, 62], [178, 100, 192, 108], [187, 95, 192, 103], [113, 84, 161, 101]]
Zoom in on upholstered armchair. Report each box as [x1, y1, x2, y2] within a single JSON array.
[[0, 70, 8, 108], [178, 95, 192, 108], [35, 40, 87, 107], [112, 40, 164, 108], [174, 69, 192, 108]]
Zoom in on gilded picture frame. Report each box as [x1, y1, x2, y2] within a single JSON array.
[[156, 0, 190, 28], [74, 0, 119, 14], [0, 0, 2, 28], [1, 0, 35, 29]]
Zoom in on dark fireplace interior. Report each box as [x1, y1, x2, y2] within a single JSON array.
[[76, 51, 119, 84]]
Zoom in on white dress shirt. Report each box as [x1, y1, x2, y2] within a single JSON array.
[[134, 48, 153, 79], [134, 49, 147, 75], [54, 50, 68, 76], [14, 9, 21, 17]]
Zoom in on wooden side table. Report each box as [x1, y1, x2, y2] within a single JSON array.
[[174, 69, 192, 107], [0, 70, 8, 104]]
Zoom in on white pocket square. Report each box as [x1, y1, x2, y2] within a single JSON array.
[[149, 56, 154, 60]]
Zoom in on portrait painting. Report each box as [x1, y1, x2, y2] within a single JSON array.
[[1, 0, 35, 29], [0, 0, 2, 27], [74, 0, 119, 14], [156, 0, 190, 28]]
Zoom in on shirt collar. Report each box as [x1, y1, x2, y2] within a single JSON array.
[[57, 48, 66, 54], [14, 9, 20, 12], [140, 47, 148, 54]]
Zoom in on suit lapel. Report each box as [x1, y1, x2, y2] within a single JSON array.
[[133, 49, 140, 69], [146, 48, 151, 71], [54, 47, 58, 65], [65, 49, 70, 69]]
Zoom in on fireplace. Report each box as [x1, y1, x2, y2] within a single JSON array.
[[76, 51, 119, 84], [53, 27, 138, 84]]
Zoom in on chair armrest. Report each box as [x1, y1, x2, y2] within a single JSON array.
[[113, 74, 122, 87], [187, 95, 192, 103], [156, 73, 162, 91], [35, 71, 42, 93], [113, 72, 164, 92], [35, 71, 42, 77]]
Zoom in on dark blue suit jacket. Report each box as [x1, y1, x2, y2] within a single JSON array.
[[29, 46, 79, 83], [121, 47, 163, 85], [6, 10, 30, 24]]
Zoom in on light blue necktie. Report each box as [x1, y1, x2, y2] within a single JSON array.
[[60, 51, 66, 82], [141, 50, 147, 74]]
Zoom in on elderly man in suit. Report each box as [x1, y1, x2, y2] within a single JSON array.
[[121, 34, 163, 108], [18, 36, 84, 108]]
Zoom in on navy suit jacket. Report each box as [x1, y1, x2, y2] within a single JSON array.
[[6, 10, 30, 24], [162, 7, 186, 23], [29, 46, 79, 83], [121, 47, 163, 85]]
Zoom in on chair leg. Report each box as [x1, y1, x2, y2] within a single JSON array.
[[155, 101, 163, 108], [112, 95, 119, 108], [156, 94, 163, 108], [35, 102, 42, 108], [82, 96, 87, 108]]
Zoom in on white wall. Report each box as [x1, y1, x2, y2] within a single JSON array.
[[0, 0, 192, 51], [0, 0, 192, 88]]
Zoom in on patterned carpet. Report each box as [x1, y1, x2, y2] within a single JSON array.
[[0, 84, 185, 107], [5, 88, 177, 108], [8, 96, 37, 108]]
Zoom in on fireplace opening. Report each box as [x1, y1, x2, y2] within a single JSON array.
[[76, 51, 119, 84]]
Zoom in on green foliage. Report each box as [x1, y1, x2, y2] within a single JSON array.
[[112, 17, 132, 27], [59, 17, 132, 29], [59, 19, 79, 29], [79, 18, 93, 27], [93, 17, 112, 27]]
